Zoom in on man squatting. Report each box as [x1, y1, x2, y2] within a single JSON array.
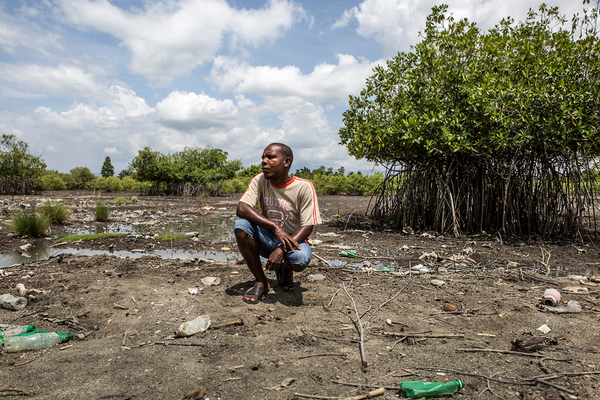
[[234, 143, 322, 304]]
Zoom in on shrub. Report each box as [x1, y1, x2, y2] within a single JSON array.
[[6, 211, 51, 236], [115, 197, 130, 204], [40, 201, 71, 223], [94, 201, 109, 222], [37, 174, 67, 191]]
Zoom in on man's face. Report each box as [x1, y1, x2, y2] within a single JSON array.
[[261, 145, 289, 181]]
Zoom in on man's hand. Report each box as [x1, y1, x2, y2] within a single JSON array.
[[265, 247, 285, 271], [273, 225, 301, 253]]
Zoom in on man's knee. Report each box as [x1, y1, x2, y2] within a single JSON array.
[[285, 242, 311, 266], [234, 219, 255, 239]]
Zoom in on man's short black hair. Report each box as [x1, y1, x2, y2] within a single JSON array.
[[268, 143, 293, 165]]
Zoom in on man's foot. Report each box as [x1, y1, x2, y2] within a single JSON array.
[[276, 266, 296, 293], [242, 283, 269, 304]]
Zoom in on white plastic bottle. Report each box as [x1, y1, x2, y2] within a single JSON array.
[[4, 331, 74, 352], [175, 315, 211, 337], [0, 294, 27, 310]]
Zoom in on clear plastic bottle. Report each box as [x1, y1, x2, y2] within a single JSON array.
[[400, 380, 464, 398], [4, 331, 74, 352], [0, 294, 27, 310], [175, 315, 211, 337], [545, 300, 581, 313], [0, 324, 36, 342]]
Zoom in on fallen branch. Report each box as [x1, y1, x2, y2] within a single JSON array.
[[155, 341, 205, 346], [534, 378, 575, 394], [414, 367, 535, 386], [211, 319, 243, 329], [332, 380, 402, 390], [457, 348, 544, 358], [384, 332, 464, 339], [342, 281, 367, 371], [299, 353, 347, 359], [313, 253, 333, 267], [294, 387, 385, 400]]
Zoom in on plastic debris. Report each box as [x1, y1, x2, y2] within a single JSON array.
[[537, 324, 551, 334], [201, 277, 221, 286]]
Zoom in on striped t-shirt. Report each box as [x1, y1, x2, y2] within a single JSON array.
[[239, 174, 322, 234]]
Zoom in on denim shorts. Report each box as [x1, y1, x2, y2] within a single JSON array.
[[233, 219, 312, 265]]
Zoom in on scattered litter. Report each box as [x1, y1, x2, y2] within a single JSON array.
[[201, 277, 221, 286], [203, 206, 215, 211], [226, 255, 236, 261], [318, 232, 339, 237], [506, 261, 518, 268], [188, 288, 199, 295], [511, 337, 545, 352], [430, 279, 445, 287], [411, 265, 430, 274], [0, 294, 27, 310], [537, 324, 551, 334], [339, 251, 356, 258], [544, 300, 581, 313], [308, 238, 322, 245], [16, 283, 26, 296], [175, 315, 211, 337], [402, 226, 414, 235], [567, 275, 586, 281], [380, 266, 391, 272], [221, 247, 231, 251], [307, 274, 325, 281], [542, 288, 561, 307], [419, 252, 439, 261]]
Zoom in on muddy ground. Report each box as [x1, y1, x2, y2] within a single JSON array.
[[0, 191, 599, 400]]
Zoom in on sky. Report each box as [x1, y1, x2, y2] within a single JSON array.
[[0, 0, 590, 175]]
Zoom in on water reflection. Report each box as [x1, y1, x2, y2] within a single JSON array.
[[0, 241, 240, 267]]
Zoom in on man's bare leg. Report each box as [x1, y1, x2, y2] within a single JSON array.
[[235, 229, 268, 302]]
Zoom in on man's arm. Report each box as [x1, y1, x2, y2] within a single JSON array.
[[236, 201, 301, 252]]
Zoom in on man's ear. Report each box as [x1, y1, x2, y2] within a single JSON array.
[[284, 157, 291, 168]]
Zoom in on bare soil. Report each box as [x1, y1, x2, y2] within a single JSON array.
[[1, 191, 599, 400]]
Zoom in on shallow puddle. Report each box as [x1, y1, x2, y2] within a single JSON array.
[[0, 241, 240, 267]]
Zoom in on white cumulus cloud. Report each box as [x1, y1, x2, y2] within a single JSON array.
[[155, 90, 239, 130], [334, 0, 589, 56], [210, 54, 384, 104], [55, 0, 305, 83]]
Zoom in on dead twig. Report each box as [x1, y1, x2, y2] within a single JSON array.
[[312, 252, 333, 267], [344, 210, 355, 232], [332, 380, 401, 390], [155, 341, 205, 346], [384, 332, 464, 339], [457, 348, 544, 358], [294, 387, 385, 400], [414, 366, 535, 386], [211, 319, 243, 329], [13, 345, 52, 367], [341, 281, 367, 371], [299, 353, 347, 359], [534, 378, 575, 394]]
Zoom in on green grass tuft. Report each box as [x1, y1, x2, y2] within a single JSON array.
[[156, 233, 188, 241], [94, 201, 109, 222], [40, 201, 71, 223], [6, 211, 51, 236], [114, 196, 131, 204], [57, 233, 127, 243]]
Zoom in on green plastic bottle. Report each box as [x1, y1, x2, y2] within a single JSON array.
[[0, 324, 36, 342], [400, 380, 464, 398], [4, 331, 74, 353], [339, 251, 356, 258]]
